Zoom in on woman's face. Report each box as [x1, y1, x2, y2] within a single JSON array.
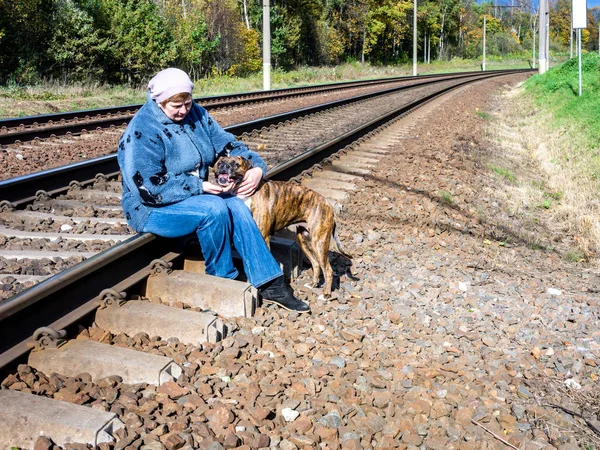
[[159, 95, 193, 121]]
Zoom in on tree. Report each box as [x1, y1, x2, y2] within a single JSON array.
[[227, 26, 261, 75], [101, 0, 176, 83], [46, 0, 108, 82], [0, 0, 579, 85], [550, 0, 571, 47], [0, 0, 58, 83], [163, 0, 220, 78], [203, 0, 251, 73], [341, 0, 370, 64], [587, 7, 599, 52], [270, 4, 302, 68]]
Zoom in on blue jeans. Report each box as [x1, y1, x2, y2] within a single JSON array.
[[142, 194, 282, 288]]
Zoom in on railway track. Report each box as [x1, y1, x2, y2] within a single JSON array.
[[0, 70, 533, 448], [0, 70, 532, 188], [0, 70, 513, 146]]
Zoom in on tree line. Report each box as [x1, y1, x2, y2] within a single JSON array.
[[0, 0, 599, 85]]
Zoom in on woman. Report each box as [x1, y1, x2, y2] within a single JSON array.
[[117, 68, 310, 313]]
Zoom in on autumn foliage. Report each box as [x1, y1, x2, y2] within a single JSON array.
[[0, 0, 599, 85]]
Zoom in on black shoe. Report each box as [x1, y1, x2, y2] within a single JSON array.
[[259, 277, 311, 313]]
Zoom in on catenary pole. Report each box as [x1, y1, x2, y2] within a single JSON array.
[[570, 16, 573, 59], [413, 0, 417, 76], [423, 33, 426, 63], [545, 0, 550, 72], [483, 14, 486, 71], [532, 22, 536, 68], [263, 0, 271, 90], [538, 0, 547, 74], [428, 35, 431, 63]]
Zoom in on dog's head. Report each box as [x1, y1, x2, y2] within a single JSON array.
[[214, 156, 253, 186]]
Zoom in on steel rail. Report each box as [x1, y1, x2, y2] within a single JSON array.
[[0, 69, 533, 207], [0, 154, 121, 207], [0, 233, 178, 373], [0, 70, 523, 372], [0, 69, 511, 128], [267, 72, 506, 181], [0, 72, 468, 145], [0, 69, 532, 145]]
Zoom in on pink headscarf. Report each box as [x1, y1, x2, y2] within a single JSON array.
[[148, 68, 194, 103]]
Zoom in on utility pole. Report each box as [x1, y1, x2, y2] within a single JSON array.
[[545, 1, 550, 72], [570, 16, 573, 59], [263, 0, 271, 90], [483, 14, 486, 71], [538, 0, 547, 74], [532, 26, 536, 68], [428, 35, 431, 63], [413, 0, 417, 76]]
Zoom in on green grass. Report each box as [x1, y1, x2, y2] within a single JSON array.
[[541, 198, 552, 209], [0, 83, 146, 118], [539, 189, 563, 210], [543, 190, 563, 201], [477, 111, 491, 120], [524, 53, 600, 154], [565, 248, 585, 262], [439, 190, 455, 205], [488, 164, 516, 182], [530, 241, 548, 251]]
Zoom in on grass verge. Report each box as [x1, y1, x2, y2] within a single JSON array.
[[483, 52, 600, 262]]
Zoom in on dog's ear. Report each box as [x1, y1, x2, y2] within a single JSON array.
[[240, 156, 253, 170]]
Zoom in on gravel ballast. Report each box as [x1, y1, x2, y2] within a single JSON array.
[[3, 75, 600, 449]]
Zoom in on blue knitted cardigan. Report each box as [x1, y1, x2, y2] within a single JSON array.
[[117, 92, 267, 231]]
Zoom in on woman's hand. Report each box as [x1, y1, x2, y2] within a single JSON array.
[[233, 167, 263, 198], [202, 181, 235, 194]]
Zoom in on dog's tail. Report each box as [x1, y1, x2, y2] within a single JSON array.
[[331, 222, 353, 259]]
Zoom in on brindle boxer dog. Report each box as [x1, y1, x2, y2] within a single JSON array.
[[215, 155, 352, 298]]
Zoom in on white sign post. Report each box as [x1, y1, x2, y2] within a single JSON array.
[[572, 0, 587, 96], [538, 0, 547, 74]]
